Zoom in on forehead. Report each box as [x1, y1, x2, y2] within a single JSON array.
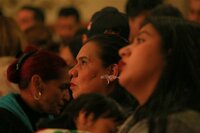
[[57, 16, 77, 24], [189, 0, 200, 9], [77, 41, 101, 59], [139, 23, 160, 37], [18, 9, 34, 17]]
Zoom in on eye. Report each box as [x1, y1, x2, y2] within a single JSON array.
[[135, 37, 145, 44], [80, 58, 87, 65]]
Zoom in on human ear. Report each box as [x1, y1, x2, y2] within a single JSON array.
[[31, 74, 44, 100], [106, 64, 119, 77], [31, 74, 43, 90], [100, 64, 119, 84]]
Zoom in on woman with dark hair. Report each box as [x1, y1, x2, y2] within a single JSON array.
[[69, 34, 137, 115], [118, 16, 200, 133], [0, 46, 71, 132]]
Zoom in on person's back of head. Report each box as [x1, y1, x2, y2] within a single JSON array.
[[126, 0, 164, 18], [150, 4, 183, 18], [0, 16, 25, 56], [37, 93, 125, 132], [87, 6, 130, 41]]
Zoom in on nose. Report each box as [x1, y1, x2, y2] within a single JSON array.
[[119, 45, 131, 58], [69, 66, 78, 78]]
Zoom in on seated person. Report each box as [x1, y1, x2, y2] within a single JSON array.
[[37, 93, 125, 133]]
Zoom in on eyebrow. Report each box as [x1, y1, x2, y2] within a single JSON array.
[[137, 30, 153, 37]]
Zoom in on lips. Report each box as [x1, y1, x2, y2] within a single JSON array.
[[70, 82, 76, 89], [118, 60, 126, 71]]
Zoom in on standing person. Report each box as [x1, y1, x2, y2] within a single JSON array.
[[0, 16, 26, 96], [69, 34, 137, 115], [118, 16, 200, 133], [0, 46, 70, 133]]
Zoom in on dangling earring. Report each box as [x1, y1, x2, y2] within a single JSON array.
[[33, 92, 42, 100], [100, 74, 118, 85]]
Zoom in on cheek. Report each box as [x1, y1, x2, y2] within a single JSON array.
[[78, 69, 100, 83], [42, 90, 62, 107], [120, 48, 163, 88]]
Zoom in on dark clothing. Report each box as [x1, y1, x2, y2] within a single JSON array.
[[118, 110, 200, 133], [109, 86, 138, 116], [0, 93, 46, 133]]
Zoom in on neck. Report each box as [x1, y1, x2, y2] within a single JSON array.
[[129, 71, 162, 106], [20, 89, 40, 113]]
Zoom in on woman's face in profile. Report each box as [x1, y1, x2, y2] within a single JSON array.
[[69, 42, 109, 99], [37, 68, 71, 115], [119, 24, 165, 104]]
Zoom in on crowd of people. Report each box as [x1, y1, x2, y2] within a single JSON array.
[[0, 0, 200, 133]]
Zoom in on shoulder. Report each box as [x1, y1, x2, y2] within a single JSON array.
[[118, 114, 148, 133], [167, 110, 200, 133], [0, 108, 30, 133]]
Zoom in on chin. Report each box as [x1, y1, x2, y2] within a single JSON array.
[[72, 93, 79, 99], [119, 75, 127, 87]]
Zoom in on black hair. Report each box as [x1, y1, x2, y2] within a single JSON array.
[[58, 7, 80, 22], [126, 0, 163, 17], [150, 4, 183, 18], [20, 5, 45, 22], [87, 6, 130, 40], [37, 93, 126, 130], [127, 16, 200, 133], [85, 34, 128, 68]]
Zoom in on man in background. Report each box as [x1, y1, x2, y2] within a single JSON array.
[[187, 0, 200, 24], [16, 5, 45, 31]]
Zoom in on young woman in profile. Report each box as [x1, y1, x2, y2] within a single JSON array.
[[118, 16, 200, 133]]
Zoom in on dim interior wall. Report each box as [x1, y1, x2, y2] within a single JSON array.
[[0, 0, 188, 25], [0, 0, 127, 26]]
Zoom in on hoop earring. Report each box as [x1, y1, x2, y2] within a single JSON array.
[[33, 92, 41, 100]]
